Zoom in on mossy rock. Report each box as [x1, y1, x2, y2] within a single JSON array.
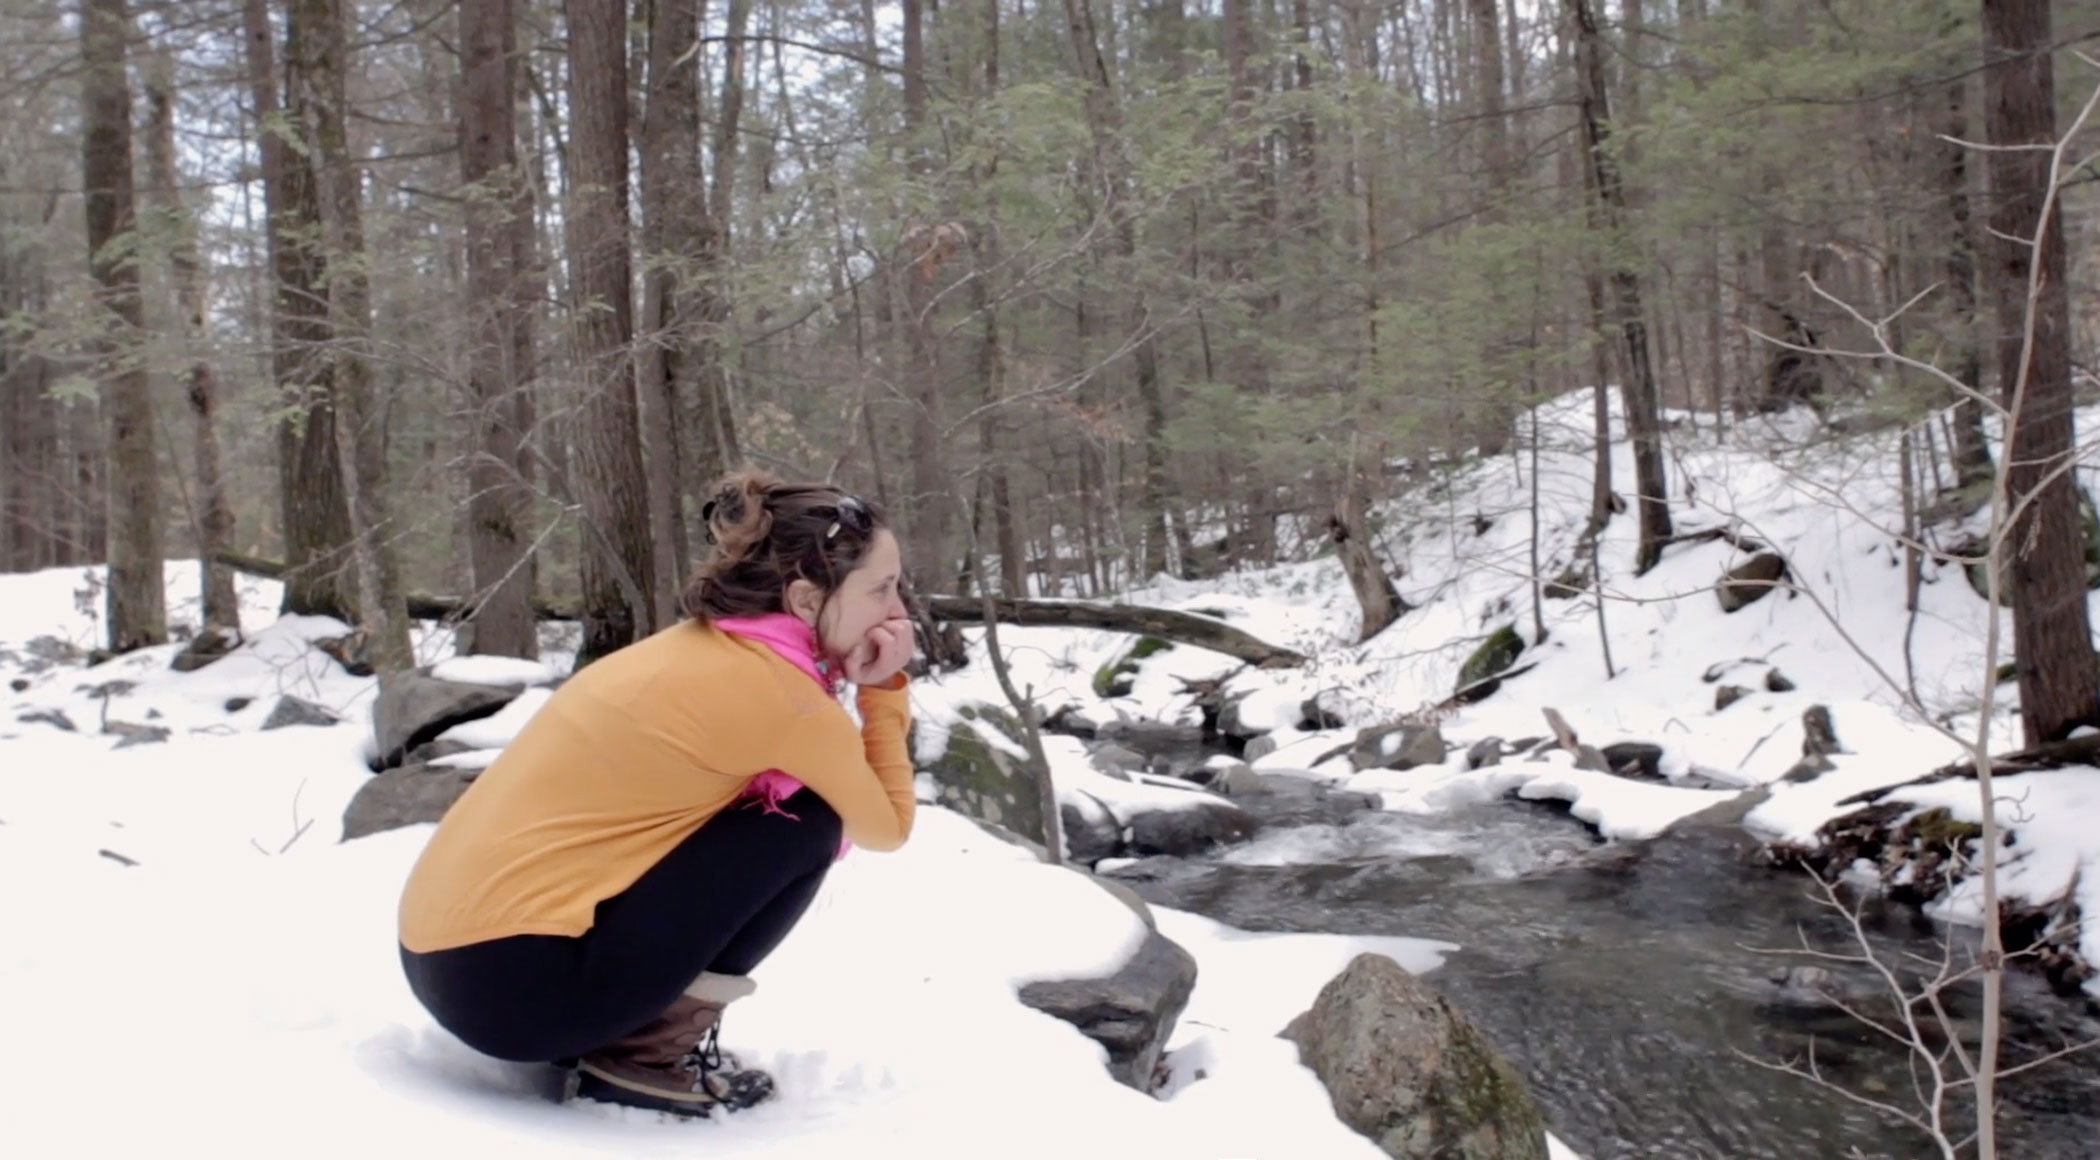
[[1093, 635, 1175, 698], [921, 703, 1050, 848], [1909, 807, 1983, 849], [1284, 953, 1548, 1160], [1456, 625, 1525, 693]]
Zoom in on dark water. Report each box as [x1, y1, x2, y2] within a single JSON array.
[[1099, 776, 2100, 1160]]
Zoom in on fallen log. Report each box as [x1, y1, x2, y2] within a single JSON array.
[[215, 552, 1306, 668], [1837, 732, 2100, 807], [922, 596, 1306, 668], [215, 552, 580, 622]]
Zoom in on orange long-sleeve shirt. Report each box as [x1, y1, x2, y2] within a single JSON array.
[[397, 619, 916, 954]]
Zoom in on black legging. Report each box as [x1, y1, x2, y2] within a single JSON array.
[[400, 788, 843, 1063]]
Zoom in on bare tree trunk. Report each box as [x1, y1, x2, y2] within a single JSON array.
[[689, 0, 748, 488], [899, 0, 952, 588], [143, 60, 239, 634], [1569, 0, 1671, 573], [1060, 0, 1170, 583], [1223, 0, 1274, 566], [967, 0, 1023, 596], [1941, 72, 1994, 492], [1330, 455, 1404, 642], [564, 0, 656, 664], [249, 0, 355, 621], [81, 0, 166, 654], [459, 0, 538, 657], [637, 0, 701, 625], [0, 310, 57, 571], [67, 398, 108, 568], [295, 0, 411, 671], [1983, 0, 2100, 748], [1468, 0, 1517, 454]]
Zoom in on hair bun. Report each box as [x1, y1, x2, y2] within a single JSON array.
[[703, 471, 776, 555]]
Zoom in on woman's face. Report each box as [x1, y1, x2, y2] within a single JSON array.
[[807, 528, 907, 661]]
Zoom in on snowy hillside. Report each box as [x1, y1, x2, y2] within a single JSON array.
[[916, 390, 2100, 994]]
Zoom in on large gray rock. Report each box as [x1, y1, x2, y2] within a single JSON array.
[[1284, 954, 1549, 1160], [372, 669, 522, 769], [1124, 797, 1257, 857], [342, 763, 481, 840], [262, 696, 342, 731], [1601, 741, 1664, 781], [1300, 692, 1347, 730], [1216, 694, 1269, 743], [1019, 928, 1197, 1091], [1086, 873, 1158, 931], [1780, 705, 1843, 784], [1088, 743, 1147, 774], [17, 708, 76, 732], [1350, 721, 1447, 772], [1716, 553, 1790, 613], [1211, 761, 1265, 797], [104, 720, 170, 748], [1060, 795, 1125, 865], [169, 626, 239, 674], [921, 704, 1052, 849]]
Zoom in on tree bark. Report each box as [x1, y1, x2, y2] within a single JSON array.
[[899, 0, 952, 589], [0, 324, 57, 572], [63, 389, 107, 567], [688, 0, 749, 493], [972, 0, 1023, 596], [292, 0, 412, 672], [1941, 72, 1994, 491], [564, 0, 657, 664], [459, 0, 538, 658], [80, 0, 166, 653], [636, 0, 699, 627], [1983, 0, 2100, 746], [1569, 0, 1672, 573], [1222, 0, 1274, 565], [4, 105, 69, 571], [249, 0, 356, 621], [1468, 0, 1517, 455], [1330, 467, 1405, 642], [144, 60, 241, 635]]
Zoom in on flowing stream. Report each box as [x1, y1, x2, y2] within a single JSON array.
[[1090, 734, 2100, 1160]]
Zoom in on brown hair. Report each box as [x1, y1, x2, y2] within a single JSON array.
[[681, 469, 892, 622]]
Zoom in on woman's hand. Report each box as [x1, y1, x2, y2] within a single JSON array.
[[842, 616, 916, 686]]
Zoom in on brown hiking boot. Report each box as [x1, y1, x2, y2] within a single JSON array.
[[573, 976, 774, 1117]]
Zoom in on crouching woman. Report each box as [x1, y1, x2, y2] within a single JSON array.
[[396, 472, 917, 1115]]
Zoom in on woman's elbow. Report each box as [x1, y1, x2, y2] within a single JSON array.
[[848, 811, 914, 852]]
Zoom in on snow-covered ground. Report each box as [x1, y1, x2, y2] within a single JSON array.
[[0, 562, 1567, 1158], [4, 389, 2096, 1158]]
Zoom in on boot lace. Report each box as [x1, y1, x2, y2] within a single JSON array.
[[688, 1023, 726, 1078]]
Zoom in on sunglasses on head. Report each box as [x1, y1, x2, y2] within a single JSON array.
[[824, 495, 872, 542]]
